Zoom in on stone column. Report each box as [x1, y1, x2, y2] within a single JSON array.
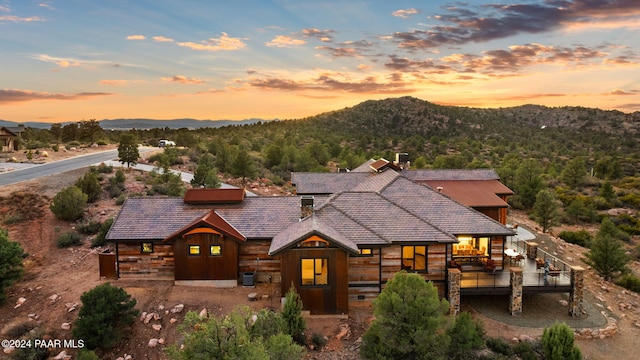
[[509, 267, 523, 316], [569, 266, 585, 318], [447, 268, 461, 316], [525, 242, 538, 260]]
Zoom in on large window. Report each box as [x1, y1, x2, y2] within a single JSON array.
[[301, 258, 328, 286], [402, 245, 427, 272]]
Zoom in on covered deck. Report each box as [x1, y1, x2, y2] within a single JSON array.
[[458, 228, 573, 295]]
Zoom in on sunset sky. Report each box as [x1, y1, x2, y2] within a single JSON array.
[[1, 0, 639, 123]]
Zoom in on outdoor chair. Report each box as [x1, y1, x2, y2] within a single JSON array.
[[449, 260, 462, 271], [484, 259, 496, 273]]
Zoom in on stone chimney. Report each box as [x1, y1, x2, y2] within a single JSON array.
[[300, 196, 314, 219]]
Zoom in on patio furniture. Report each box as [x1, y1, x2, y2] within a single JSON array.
[[449, 260, 462, 271], [484, 259, 496, 273], [535, 258, 546, 269]]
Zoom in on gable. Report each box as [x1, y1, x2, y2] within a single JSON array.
[[269, 216, 359, 255], [163, 210, 246, 243]]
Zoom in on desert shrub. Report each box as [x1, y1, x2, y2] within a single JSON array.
[[51, 143, 59, 152], [92, 163, 113, 174], [91, 218, 114, 248], [311, 332, 327, 350], [56, 232, 82, 248], [168, 306, 303, 360], [75, 171, 102, 203], [0, 228, 26, 304], [0, 192, 48, 223], [250, 308, 286, 340], [115, 194, 127, 205], [76, 349, 100, 360], [96, 140, 108, 146], [5, 322, 36, 338], [3, 213, 24, 225], [114, 169, 126, 183], [615, 274, 640, 293], [78, 220, 101, 235], [9, 332, 50, 360], [541, 322, 581, 360], [485, 337, 513, 356], [281, 285, 306, 345], [50, 186, 87, 221], [558, 230, 593, 248], [73, 283, 139, 350], [512, 340, 541, 360]]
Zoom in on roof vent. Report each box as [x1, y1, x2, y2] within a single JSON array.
[[436, 186, 444, 192]]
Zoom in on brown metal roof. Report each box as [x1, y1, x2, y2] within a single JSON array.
[[418, 180, 512, 207], [183, 188, 245, 204]]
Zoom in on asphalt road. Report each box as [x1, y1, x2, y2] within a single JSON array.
[[0, 148, 155, 187]]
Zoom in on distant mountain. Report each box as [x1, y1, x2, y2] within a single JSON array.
[[0, 118, 274, 130]]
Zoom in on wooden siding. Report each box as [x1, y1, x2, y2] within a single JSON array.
[[174, 233, 238, 280], [490, 236, 506, 270], [477, 208, 500, 223], [348, 248, 381, 303], [117, 242, 174, 279], [281, 248, 348, 315], [239, 239, 281, 283]]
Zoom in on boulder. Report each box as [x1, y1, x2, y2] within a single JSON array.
[[171, 304, 184, 313], [61, 322, 71, 330], [148, 339, 159, 347], [152, 324, 162, 331]]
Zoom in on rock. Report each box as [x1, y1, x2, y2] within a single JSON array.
[[3, 346, 15, 355], [49, 294, 60, 303], [148, 338, 159, 347], [199, 308, 208, 318], [559, 300, 568, 306], [61, 322, 71, 330], [152, 324, 162, 331], [144, 312, 154, 324], [170, 318, 178, 324], [511, 337, 520, 343], [519, 335, 534, 342], [153, 312, 161, 321], [158, 304, 165, 311], [53, 351, 70, 359], [140, 312, 147, 322], [15, 297, 26, 308], [171, 304, 184, 313], [158, 338, 165, 345], [124, 355, 132, 360], [117, 357, 125, 360], [65, 302, 79, 312]]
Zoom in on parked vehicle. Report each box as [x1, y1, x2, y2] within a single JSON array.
[[158, 139, 176, 147]]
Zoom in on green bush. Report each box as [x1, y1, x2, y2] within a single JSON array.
[[250, 308, 286, 340], [78, 220, 102, 235], [76, 349, 100, 360], [558, 230, 593, 247], [91, 218, 114, 248], [446, 311, 485, 359], [56, 232, 82, 248], [311, 332, 327, 350], [615, 274, 640, 293], [5, 321, 36, 338], [485, 337, 513, 356], [115, 194, 127, 205], [75, 171, 102, 203], [50, 186, 87, 221], [541, 322, 582, 360], [73, 283, 139, 350], [0, 228, 27, 304], [281, 285, 306, 345], [9, 332, 49, 360]]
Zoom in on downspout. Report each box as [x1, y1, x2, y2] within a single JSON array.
[[378, 248, 382, 294]]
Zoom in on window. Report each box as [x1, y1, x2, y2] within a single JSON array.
[[358, 248, 373, 256], [301, 258, 328, 286], [210, 245, 222, 256], [401, 245, 427, 272], [141, 242, 154, 253], [189, 245, 200, 255]]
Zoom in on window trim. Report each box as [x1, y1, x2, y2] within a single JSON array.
[[401, 245, 428, 273], [188, 245, 201, 256], [300, 257, 329, 287], [210, 244, 222, 256], [357, 248, 373, 257], [141, 242, 154, 254]]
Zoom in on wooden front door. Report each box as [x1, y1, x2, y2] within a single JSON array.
[[281, 248, 348, 315], [174, 232, 238, 280]]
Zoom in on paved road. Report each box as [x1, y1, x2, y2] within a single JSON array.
[[0, 148, 155, 186]]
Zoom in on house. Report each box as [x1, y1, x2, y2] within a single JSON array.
[[105, 164, 516, 315], [0, 126, 19, 152]]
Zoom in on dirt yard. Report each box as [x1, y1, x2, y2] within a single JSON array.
[[0, 146, 639, 359]]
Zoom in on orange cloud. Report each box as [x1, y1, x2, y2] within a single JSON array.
[[177, 33, 246, 51], [161, 75, 205, 84], [126, 35, 146, 40], [0, 15, 44, 22], [153, 36, 174, 42], [392, 8, 419, 19], [266, 35, 306, 48], [99, 80, 129, 86]]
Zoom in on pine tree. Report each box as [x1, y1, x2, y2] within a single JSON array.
[[541, 322, 582, 360], [361, 271, 450, 360], [584, 218, 630, 280], [532, 189, 560, 233], [0, 228, 26, 304], [117, 133, 139, 168]]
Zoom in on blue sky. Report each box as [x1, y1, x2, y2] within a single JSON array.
[[1, 0, 639, 122]]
